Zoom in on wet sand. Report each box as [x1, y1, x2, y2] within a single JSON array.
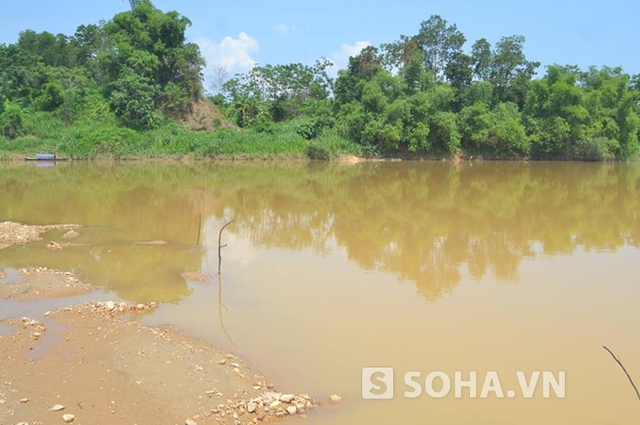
[[0, 222, 318, 425], [0, 277, 316, 425]]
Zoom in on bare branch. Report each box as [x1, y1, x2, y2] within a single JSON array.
[[603, 346, 640, 403], [217, 220, 235, 274]]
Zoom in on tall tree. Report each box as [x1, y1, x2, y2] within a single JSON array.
[[415, 15, 466, 79]]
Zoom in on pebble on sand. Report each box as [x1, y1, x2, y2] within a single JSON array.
[[50, 404, 65, 411], [330, 394, 342, 402], [62, 413, 75, 423], [185, 419, 198, 425]]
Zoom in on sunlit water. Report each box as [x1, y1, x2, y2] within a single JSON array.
[[1, 161, 639, 424]]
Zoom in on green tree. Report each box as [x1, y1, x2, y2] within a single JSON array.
[[0, 100, 24, 139], [415, 15, 466, 79]]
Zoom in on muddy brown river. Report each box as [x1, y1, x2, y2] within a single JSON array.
[[1, 161, 639, 424]]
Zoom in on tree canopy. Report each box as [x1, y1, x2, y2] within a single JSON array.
[[1, 7, 639, 161], [0, 0, 205, 131]]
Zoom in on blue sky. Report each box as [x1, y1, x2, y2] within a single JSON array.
[[1, 0, 638, 88]]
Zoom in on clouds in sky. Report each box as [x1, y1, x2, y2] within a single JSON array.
[[196, 32, 259, 73], [274, 23, 291, 36], [328, 40, 371, 76]]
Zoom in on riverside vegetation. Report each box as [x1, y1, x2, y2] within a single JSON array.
[[1, 0, 639, 160]]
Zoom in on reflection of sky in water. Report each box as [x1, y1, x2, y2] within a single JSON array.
[[1, 161, 639, 424]]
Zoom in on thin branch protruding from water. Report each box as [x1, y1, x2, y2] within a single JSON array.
[[217, 220, 235, 274], [603, 345, 640, 402]]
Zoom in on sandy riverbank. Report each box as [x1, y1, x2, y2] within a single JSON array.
[[0, 222, 321, 425]]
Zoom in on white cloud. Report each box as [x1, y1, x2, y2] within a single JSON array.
[[274, 23, 291, 36], [196, 32, 259, 74], [328, 41, 372, 76]]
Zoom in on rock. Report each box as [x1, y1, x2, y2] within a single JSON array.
[[44, 311, 52, 317], [47, 241, 63, 251], [217, 359, 227, 365], [247, 402, 258, 413], [185, 420, 197, 425], [330, 394, 342, 402], [19, 398, 29, 403], [33, 332, 41, 338], [50, 404, 65, 411], [279, 394, 295, 403], [286, 406, 297, 415], [269, 400, 281, 410], [136, 304, 146, 310], [105, 301, 116, 311], [16, 422, 29, 425], [62, 414, 75, 423], [62, 230, 80, 239], [230, 362, 240, 368], [233, 368, 240, 373]]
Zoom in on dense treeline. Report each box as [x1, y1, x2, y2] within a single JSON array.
[[1, 3, 639, 160], [221, 15, 640, 161]]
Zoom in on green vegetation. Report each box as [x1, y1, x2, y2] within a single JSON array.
[[1, 3, 639, 160]]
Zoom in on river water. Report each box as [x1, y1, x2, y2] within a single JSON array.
[[1, 161, 639, 424]]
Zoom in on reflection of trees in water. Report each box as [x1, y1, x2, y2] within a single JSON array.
[[1, 162, 639, 303], [214, 162, 640, 301]]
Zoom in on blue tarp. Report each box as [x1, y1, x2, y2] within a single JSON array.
[[35, 154, 56, 160]]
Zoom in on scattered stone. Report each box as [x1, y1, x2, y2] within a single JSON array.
[[32, 332, 41, 338], [50, 404, 65, 411], [279, 394, 295, 403], [330, 394, 342, 402], [136, 304, 146, 310], [62, 414, 75, 423], [217, 359, 227, 365], [247, 401, 258, 413], [46, 241, 63, 251], [44, 311, 52, 317], [105, 301, 116, 311], [16, 422, 29, 425], [61, 230, 80, 240], [185, 420, 197, 425], [286, 406, 297, 415], [19, 398, 29, 403], [230, 362, 240, 368], [233, 368, 240, 373], [269, 400, 281, 410], [0, 221, 80, 250]]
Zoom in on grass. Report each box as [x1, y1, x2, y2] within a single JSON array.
[[0, 113, 360, 160]]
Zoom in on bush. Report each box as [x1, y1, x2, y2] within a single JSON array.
[[0, 101, 24, 139], [571, 137, 616, 161], [306, 133, 361, 160]]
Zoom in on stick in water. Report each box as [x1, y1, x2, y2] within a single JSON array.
[[603, 346, 640, 402], [196, 212, 202, 246], [217, 220, 235, 274]]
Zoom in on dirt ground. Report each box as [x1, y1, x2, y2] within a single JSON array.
[[0, 222, 81, 250], [0, 268, 94, 301], [0, 299, 316, 425], [0, 223, 320, 425]]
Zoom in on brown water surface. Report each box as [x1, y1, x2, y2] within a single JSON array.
[[1, 161, 639, 424]]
